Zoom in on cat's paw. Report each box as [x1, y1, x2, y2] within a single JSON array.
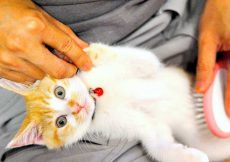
[[84, 43, 117, 65], [182, 147, 209, 162], [165, 144, 209, 162], [149, 143, 209, 162]]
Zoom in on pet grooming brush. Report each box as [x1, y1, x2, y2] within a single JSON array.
[[194, 59, 230, 138]]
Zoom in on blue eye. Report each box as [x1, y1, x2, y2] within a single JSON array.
[[54, 86, 65, 99]]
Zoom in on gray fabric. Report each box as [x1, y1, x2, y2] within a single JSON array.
[[0, 0, 205, 162], [33, 0, 165, 44], [119, 0, 205, 69], [3, 139, 149, 162]]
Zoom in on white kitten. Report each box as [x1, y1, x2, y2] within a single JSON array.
[[5, 43, 230, 162], [80, 44, 230, 162]]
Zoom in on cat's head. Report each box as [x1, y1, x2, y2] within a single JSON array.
[[0, 75, 95, 149]]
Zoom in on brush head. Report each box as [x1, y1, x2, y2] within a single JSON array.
[[203, 60, 230, 138]]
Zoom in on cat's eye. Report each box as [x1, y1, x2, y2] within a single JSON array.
[[56, 115, 67, 128], [54, 86, 65, 99]]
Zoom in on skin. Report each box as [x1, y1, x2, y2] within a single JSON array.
[[196, 0, 230, 117], [0, 0, 92, 84]]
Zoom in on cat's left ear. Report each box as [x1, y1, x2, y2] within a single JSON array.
[[0, 78, 40, 96], [7, 118, 44, 148]]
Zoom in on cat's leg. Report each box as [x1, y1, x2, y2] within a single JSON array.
[[139, 125, 209, 162], [84, 43, 118, 65], [85, 43, 162, 77]]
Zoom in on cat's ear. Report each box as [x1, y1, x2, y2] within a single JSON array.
[[0, 78, 40, 96], [7, 118, 44, 148]]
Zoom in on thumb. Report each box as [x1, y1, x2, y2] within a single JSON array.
[[196, 34, 217, 93], [225, 66, 230, 117]]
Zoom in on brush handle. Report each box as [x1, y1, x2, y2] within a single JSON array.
[[203, 60, 230, 138]]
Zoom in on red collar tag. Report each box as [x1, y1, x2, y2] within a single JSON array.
[[91, 87, 104, 97]]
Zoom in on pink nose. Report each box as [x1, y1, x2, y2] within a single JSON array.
[[72, 103, 85, 113]]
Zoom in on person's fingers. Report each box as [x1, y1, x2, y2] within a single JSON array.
[[41, 23, 92, 71], [0, 53, 45, 80], [196, 33, 218, 93], [40, 9, 88, 48], [225, 65, 230, 117], [0, 67, 35, 84], [25, 45, 77, 79], [53, 49, 73, 63], [19, 59, 45, 80], [54, 23, 88, 49]]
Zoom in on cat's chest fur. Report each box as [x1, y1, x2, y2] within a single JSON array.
[[76, 45, 230, 162], [78, 44, 197, 140]]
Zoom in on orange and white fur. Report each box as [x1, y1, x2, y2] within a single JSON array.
[[1, 43, 230, 162]]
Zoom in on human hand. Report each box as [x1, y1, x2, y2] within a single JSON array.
[[0, 0, 92, 84], [196, 0, 230, 116]]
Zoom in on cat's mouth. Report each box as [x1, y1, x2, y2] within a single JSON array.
[[70, 96, 96, 120], [72, 103, 87, 113], [72, 99, 91, 113], [71, 97, 94, 115]]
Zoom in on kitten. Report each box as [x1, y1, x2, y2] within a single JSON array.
[[1, 43, 230, 162]]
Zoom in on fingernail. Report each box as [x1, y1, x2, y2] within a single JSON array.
[[195, 81, 204, 93], [24, 81, 34, 86], [225, 100, 230, 118], [82, 61, 92, 71], [195, 79, 212, 93]]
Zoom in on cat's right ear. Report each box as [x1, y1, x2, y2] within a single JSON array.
[[0, 78, 40, 96]]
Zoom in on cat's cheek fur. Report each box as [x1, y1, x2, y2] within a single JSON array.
[[64, 100, 96, 147], [47, 99, 95, 149], [37, 75, 96, 149]]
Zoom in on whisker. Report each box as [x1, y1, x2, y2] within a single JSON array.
[[82, 136, 89, 151], [77, 139, 84, 153], [86, 132, 95, 147]]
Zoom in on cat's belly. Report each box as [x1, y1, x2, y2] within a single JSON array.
[[90, 102, 163, 140], [89, 96, 230, 161]]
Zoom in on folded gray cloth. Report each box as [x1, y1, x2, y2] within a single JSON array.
[[0, 0, 205, 161]]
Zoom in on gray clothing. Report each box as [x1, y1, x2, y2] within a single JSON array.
[[34, 0, 165, 44], [0, 0, 205, 162]]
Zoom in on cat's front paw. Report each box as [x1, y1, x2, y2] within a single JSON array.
[[84, 43, 117, 65], [182, 147, 209, 162]]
